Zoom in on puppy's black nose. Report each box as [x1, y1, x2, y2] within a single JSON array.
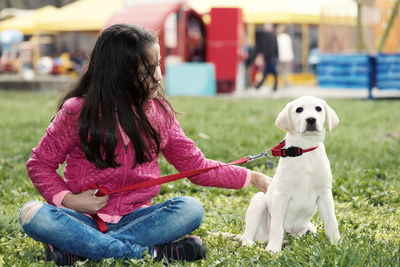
[[306, 118, 316, 125]]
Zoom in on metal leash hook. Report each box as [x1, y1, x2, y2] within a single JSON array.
[[246, 152, 268, 162], [246, 150, 274, 169]]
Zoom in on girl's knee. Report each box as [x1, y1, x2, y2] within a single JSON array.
[[19, 200, 43, 225], [177, 196, 204, 225]]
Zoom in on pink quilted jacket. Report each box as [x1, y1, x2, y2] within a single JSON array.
[[26, 97, 249, 222]]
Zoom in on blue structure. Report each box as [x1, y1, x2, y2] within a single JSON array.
[[166, 63, 216, 96], [376, 54, 400, 90], [317, 54, 375, 99]]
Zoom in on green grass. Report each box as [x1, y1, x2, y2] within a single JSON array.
[[0, 90, 399, 266]]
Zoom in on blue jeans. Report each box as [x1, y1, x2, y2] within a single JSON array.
[[19, 196, 204, 261]]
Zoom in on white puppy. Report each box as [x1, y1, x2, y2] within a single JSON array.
[[240, 96, 340, 253]]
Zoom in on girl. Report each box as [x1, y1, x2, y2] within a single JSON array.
[[19, 24, 270, 265]]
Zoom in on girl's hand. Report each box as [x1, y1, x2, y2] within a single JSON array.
[[250, 171, 272, 193], [62, 190, 109, 215]]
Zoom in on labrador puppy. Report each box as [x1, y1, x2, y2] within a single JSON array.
[[240, 96, 340, 253]]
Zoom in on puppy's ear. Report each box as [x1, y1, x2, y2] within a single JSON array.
[[275, 103, 294, 133], [325, 103, 339, 132]]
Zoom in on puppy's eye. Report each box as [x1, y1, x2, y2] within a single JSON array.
[[296, 107, 303, 113], [315, 106, 322, 112]]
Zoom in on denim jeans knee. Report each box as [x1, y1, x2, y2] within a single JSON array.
[[19, 200, 44, 225], [174, 196, 204, 230]]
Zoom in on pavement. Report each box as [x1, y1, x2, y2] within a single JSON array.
[[231, 85, 400, 100]]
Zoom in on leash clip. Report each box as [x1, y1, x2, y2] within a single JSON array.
[[246, 152, 269, 162]]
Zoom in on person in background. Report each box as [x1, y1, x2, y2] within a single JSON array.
[[254, 23, 278, 91], [18, 23, 271, 266], [277, 24, 294, 88], [70, 49, 88, 76]]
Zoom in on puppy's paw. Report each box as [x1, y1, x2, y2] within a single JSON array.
[[239, 238, 255, 247], [307, 222, 317, 234], [294, 222, 318, 238], [266, 243, 281, 253], [328, 231, 340, 244]]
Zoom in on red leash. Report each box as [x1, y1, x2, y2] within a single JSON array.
[[85, 157, 249, 232]]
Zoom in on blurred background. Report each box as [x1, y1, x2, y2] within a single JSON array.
[[0, 0, 399, 98]]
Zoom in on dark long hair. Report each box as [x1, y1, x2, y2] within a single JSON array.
[[59, 24, 173, 169]]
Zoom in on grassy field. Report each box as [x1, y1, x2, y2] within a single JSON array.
[[0, 90, 399, 266]]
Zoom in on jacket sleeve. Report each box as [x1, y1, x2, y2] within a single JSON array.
[[26, 100, 80, 205], [161, 116, 249, 189]]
